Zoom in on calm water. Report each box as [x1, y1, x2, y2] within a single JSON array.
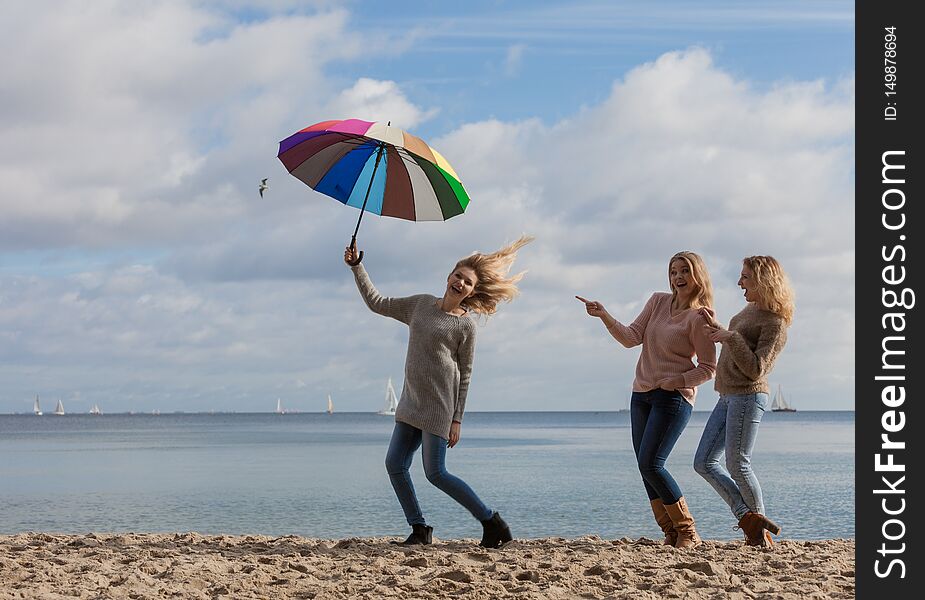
[[0, 411, 853, 540]]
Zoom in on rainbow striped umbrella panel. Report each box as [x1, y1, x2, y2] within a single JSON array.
[[277, 119, 470, 222]]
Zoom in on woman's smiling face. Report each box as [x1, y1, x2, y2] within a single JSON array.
[[669, 258, 696, 302], [738, 264, 759, 303], [447, 266, 478, 300]]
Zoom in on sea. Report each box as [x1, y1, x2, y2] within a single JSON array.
[[0, 411, 854, 541]]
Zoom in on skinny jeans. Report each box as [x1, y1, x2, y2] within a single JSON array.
[[630, 389, 693, 505], [693, 392, 769, 519], [385, 421, 493, 526]]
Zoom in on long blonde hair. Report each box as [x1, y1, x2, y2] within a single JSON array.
[[668, 251, 713, 310], [456, 235, 534, 315], [743, 255, 795, 325]]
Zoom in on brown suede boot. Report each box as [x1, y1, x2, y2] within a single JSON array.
[[663, 497, 701, 548], [738, 527, 774, 547], [763, 530, 774, 548], [737, 512, 780, 547], [650, 499, 678, 546]]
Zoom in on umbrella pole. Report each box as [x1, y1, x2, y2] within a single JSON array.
[[349, 142, 386, 262]]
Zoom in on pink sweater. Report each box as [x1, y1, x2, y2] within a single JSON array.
[[607, 293, 716, 405]]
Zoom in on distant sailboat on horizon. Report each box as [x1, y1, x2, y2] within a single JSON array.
[[771, 384, 796, 412], [53, 399, 65, 416], [33, 395, 42, 416], [617, 393, 630, 413], [326, 394, 334, 415], [275, 398, 285, 414], [377, 377, 399, 416], [89, 403, 102, 415]]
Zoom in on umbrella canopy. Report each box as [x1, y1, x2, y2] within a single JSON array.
[[277, 119, 470, 223]]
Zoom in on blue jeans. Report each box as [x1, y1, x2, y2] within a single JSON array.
[[630, 389, 693, 504], [385, 421, 493, 526], [693, 393, 769, 519]]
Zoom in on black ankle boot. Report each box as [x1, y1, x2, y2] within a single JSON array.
[[391, 523, 433, 545], [479, 512, 513, 548]]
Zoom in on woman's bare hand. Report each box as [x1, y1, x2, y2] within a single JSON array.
[[344, 243, 362, 266], [448, 421, 461, 448], [704, 326, 734, 343], [576, 296, 608, 319], [697, 307, 721, 329]]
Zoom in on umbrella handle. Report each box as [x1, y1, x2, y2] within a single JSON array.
[[347, 236, 364, 266]]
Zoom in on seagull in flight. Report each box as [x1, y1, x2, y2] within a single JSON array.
[[258, 178, 269, 198]]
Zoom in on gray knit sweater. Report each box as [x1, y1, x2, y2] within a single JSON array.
[[351, 264, 476, 439], [715, 303, 788, 396]]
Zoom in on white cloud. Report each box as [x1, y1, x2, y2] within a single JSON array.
[[0, 2, 362, 249], [326, 78, 438, 129]]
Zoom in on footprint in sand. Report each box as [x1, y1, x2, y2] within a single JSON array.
[[403, 556, 429, 567], [436, 569, 472, 583], [514, 570, 540, 582]]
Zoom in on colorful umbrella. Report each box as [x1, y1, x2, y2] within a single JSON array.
[[277, 119, 470, 258]]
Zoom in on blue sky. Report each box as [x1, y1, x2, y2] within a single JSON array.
[[0, 1, 854, 413], [330, 1, 854, 137]]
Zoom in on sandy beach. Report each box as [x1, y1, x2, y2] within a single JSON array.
[[0, 533, 853, 599]]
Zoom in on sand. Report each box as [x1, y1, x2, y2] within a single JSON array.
[[0, 533, 854, 599]]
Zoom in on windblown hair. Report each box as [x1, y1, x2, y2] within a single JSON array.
[[743, 255, 795, 325], [668, 251, 714, 310], [456, 235, 534, 315]]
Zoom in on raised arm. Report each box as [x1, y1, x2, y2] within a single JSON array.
[[593, 294, 657, 348], [723, 318, 788, 382], [349, 263, 418, 325], [607, 296, 657, 348], [577, 294, 654, 348]]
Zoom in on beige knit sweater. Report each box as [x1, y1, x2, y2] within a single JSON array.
[[714, 303, 788, 396], [607, 292, 716, 405], [351, 264, 476, 439]]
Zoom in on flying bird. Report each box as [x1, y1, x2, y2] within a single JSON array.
[[258, 178, 269, 198]]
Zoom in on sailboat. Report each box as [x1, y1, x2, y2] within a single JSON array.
[[275, 398, 285, 414], [770, 384, 796, 412], [326, 394, 334, 414], [89, 404, 102, 415], [377, 377, 399, 416], [53, 400, 65, 416], [33, 395, 42, 416]]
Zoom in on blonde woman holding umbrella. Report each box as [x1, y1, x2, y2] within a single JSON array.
[[345, 236, 532, 547], [694, 255, 794, 548]]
